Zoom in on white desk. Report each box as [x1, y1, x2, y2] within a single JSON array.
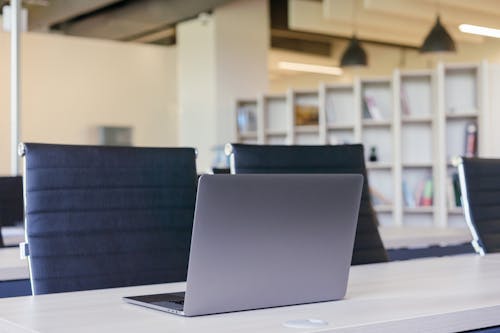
[[379, 226, 472, 249], [1, 226, 24, 247], [0, 254, 499, 333], [0, 248, 28, 282], [0, 226, 28, 283], [0, 248, 31, 298]]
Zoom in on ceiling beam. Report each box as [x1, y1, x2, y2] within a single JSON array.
[[272, 28, 418, 50], [58, 0, 234, 41], [127, 27, 175, 44], [28, 0, 125, 31]]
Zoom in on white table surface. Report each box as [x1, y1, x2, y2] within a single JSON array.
[[0, 253, 499, 333], [0, 226, 29, 283], [0, 247, 28, 282], [1, 226, 25, 247], [379, 226, 472, 249]]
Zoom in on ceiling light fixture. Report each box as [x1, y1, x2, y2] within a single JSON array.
[[278, 61, 343, 76], [340, 1, 367, 67], [420, 15, 456, 53], [459, 24, 500, 39], [340, 37, 367, 67]]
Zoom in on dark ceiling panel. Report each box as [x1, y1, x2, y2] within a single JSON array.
[[271, 36, 331, 56], [27, 0, 125, 31], [270, 0, 288, 30], [55, 0, 235, 41]]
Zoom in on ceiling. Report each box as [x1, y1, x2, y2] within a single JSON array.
[[3, 0, 500, 51], [2, 0, 234, 44], [290, 0, 500, 47]]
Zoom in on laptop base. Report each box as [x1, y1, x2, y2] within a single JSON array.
[[123, 292, 186, 315]]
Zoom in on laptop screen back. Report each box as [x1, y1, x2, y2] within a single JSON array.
[[183, 174, 363, 316]]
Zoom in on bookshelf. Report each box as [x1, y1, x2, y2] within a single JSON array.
[[260, 94, 289, 145], [290, 89, 321, 145], [437, 63, 483, 228], [394, 69, 438, 228], [235, 61, 496, 229], [320, 83, 358, 145], [359, 77, 395, 227]]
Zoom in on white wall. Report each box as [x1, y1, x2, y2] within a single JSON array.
[[0, 32, 178, 175]]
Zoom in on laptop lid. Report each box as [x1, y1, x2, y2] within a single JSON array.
[[183, 174, 363, 316]]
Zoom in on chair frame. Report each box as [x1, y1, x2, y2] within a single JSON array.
[[458, 158, 486, 255]]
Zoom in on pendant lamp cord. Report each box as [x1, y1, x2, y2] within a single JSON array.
[[352, 0, 357, 36]]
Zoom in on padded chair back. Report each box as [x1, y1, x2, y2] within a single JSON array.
[[458, 157, 500, 255], [21, 143, 197, 294], [227, 143, 388, 265], [0, 176, 24, 247]]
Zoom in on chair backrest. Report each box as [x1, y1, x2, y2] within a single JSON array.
[[0, 176, 24, 247], [227, 143, 388, 265], [21, 143, 197, 294], [458, 157, 500, 255]]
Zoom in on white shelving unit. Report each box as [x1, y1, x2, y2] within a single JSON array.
[[437, 62, 484, 228], [289, 89, 321, 145], [393, 69, 438, 228], [259, 94, 289, 145], [320, 83, 359, 145], [359, 77, 395, 227], [235, 61, 497, 229]]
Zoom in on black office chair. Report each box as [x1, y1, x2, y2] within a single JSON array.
[[0, 176, 24, 247], [226, 143, 388, 265], [20, 143, 197, 295], [458, 157, 500, 255], [211, 167, 230, 174]]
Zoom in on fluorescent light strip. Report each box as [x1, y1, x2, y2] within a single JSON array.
[[459, 24, 500, 39], [278, 61, 343, 76]]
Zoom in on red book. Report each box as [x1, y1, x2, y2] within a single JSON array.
[[465, 123, 478, 157]]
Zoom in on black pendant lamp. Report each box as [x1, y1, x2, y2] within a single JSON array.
[[420, 16, 456, 53], [340, 36, 367, 67], [340, 0, 367, 68]]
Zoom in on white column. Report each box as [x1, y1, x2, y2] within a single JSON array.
[[177, 14, 217, 173], [177, 0, 269, 172], [10, 0, 21, 175]]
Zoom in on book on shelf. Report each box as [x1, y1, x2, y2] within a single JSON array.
[[237, 104, 257, 133], [402, 180, 416, 208], [447, 173, 462, 209], [400, 86, 411, 116], [420, 180, 433, 206], [362, 95, 383, 120], [403, 178, 433, 208], [294, 104, 319, 126], [370, 187, 392, 206], [464, 122, 478, 157]]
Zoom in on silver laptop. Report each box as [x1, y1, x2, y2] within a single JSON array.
[[124, 174, 363, 316]]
